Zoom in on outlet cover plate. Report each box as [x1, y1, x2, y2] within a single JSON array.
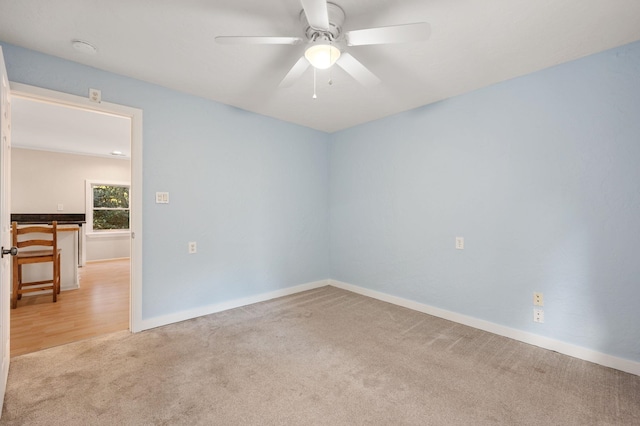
[[89, 88, 101, 103], [534, 292, 544, 306], [533, 308, 544, 323]]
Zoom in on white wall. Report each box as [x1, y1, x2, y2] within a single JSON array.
[[12, 148, 131, 260], [85, 234, 130, 262]]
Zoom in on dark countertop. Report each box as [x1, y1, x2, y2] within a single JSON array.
[[11, 213, 86, 225]]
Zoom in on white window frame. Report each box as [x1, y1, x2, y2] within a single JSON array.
[[85, 179, 131, 237]]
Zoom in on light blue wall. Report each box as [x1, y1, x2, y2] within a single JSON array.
[[330, 41, 640, 362], [4, 39, 639, 363], [1, 43, 330, 319]]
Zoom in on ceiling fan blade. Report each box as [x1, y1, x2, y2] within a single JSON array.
[[300, 0, 330, 31], [346, 22, 430, 46], [215, 36, 303, 45], [279, 56, 311, 88], [336, 53, 381, 87]]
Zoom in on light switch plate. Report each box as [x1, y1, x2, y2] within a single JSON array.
[[155, 192, 169, 204], [455, 237, 464, 250]]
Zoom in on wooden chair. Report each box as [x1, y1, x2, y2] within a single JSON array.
[[11, 221, 61, 309]]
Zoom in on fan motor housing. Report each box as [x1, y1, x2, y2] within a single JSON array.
[[300, 2, 345, 41]]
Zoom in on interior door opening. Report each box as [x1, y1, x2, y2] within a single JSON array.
[[7, 84, 142, 356]]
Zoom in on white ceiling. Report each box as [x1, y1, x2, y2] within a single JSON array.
[[1, 0, 640, 133], [11, 96, 131, 158]]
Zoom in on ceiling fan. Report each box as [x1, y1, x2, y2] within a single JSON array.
[[215, 0, 430, 88]]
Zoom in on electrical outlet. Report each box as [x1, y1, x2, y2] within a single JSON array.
[[188, 241, 197, 254], [533, 308, 544, 323], [57, 203, 64, 211], [89, 88, 101, 103], [534, 292, 544, 306], [455, 237, 464, 250]]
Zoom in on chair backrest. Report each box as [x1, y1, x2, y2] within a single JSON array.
[[12, 221, 58, 251]]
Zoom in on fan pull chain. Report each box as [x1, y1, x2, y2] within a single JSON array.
[[313, 67, 318, 99], [328, 43, 334, 86]]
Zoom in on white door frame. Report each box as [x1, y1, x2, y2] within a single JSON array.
[[0, 46, 12, 413], [9, 82, 143, 332]]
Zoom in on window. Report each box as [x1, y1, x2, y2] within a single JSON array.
[[86, 181, 130, 234]]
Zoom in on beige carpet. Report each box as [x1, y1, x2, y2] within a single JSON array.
[[1, 286, 639, 425]]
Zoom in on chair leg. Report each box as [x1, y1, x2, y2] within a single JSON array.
[[17, 265, 23, 300], [57, 253, 61, 294], [11, 262, 18, 309], [52, 258, 57, 303], [11, 255, 60, 307]]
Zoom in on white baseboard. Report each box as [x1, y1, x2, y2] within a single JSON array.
[[85, 257, 130, 264], [329, 279, 640, 377], [136, 277, 639, 376], [139, 279, 329, 331]]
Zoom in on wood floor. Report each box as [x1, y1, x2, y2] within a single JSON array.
[[10, 258, 130, 357]]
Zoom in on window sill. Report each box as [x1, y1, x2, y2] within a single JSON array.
[[86, 230, 131, 239]]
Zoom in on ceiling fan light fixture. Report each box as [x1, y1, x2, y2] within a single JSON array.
[[304, 41, 340, 69]]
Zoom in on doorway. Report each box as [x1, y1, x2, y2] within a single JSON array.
[[7, 83, 143, 355]]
